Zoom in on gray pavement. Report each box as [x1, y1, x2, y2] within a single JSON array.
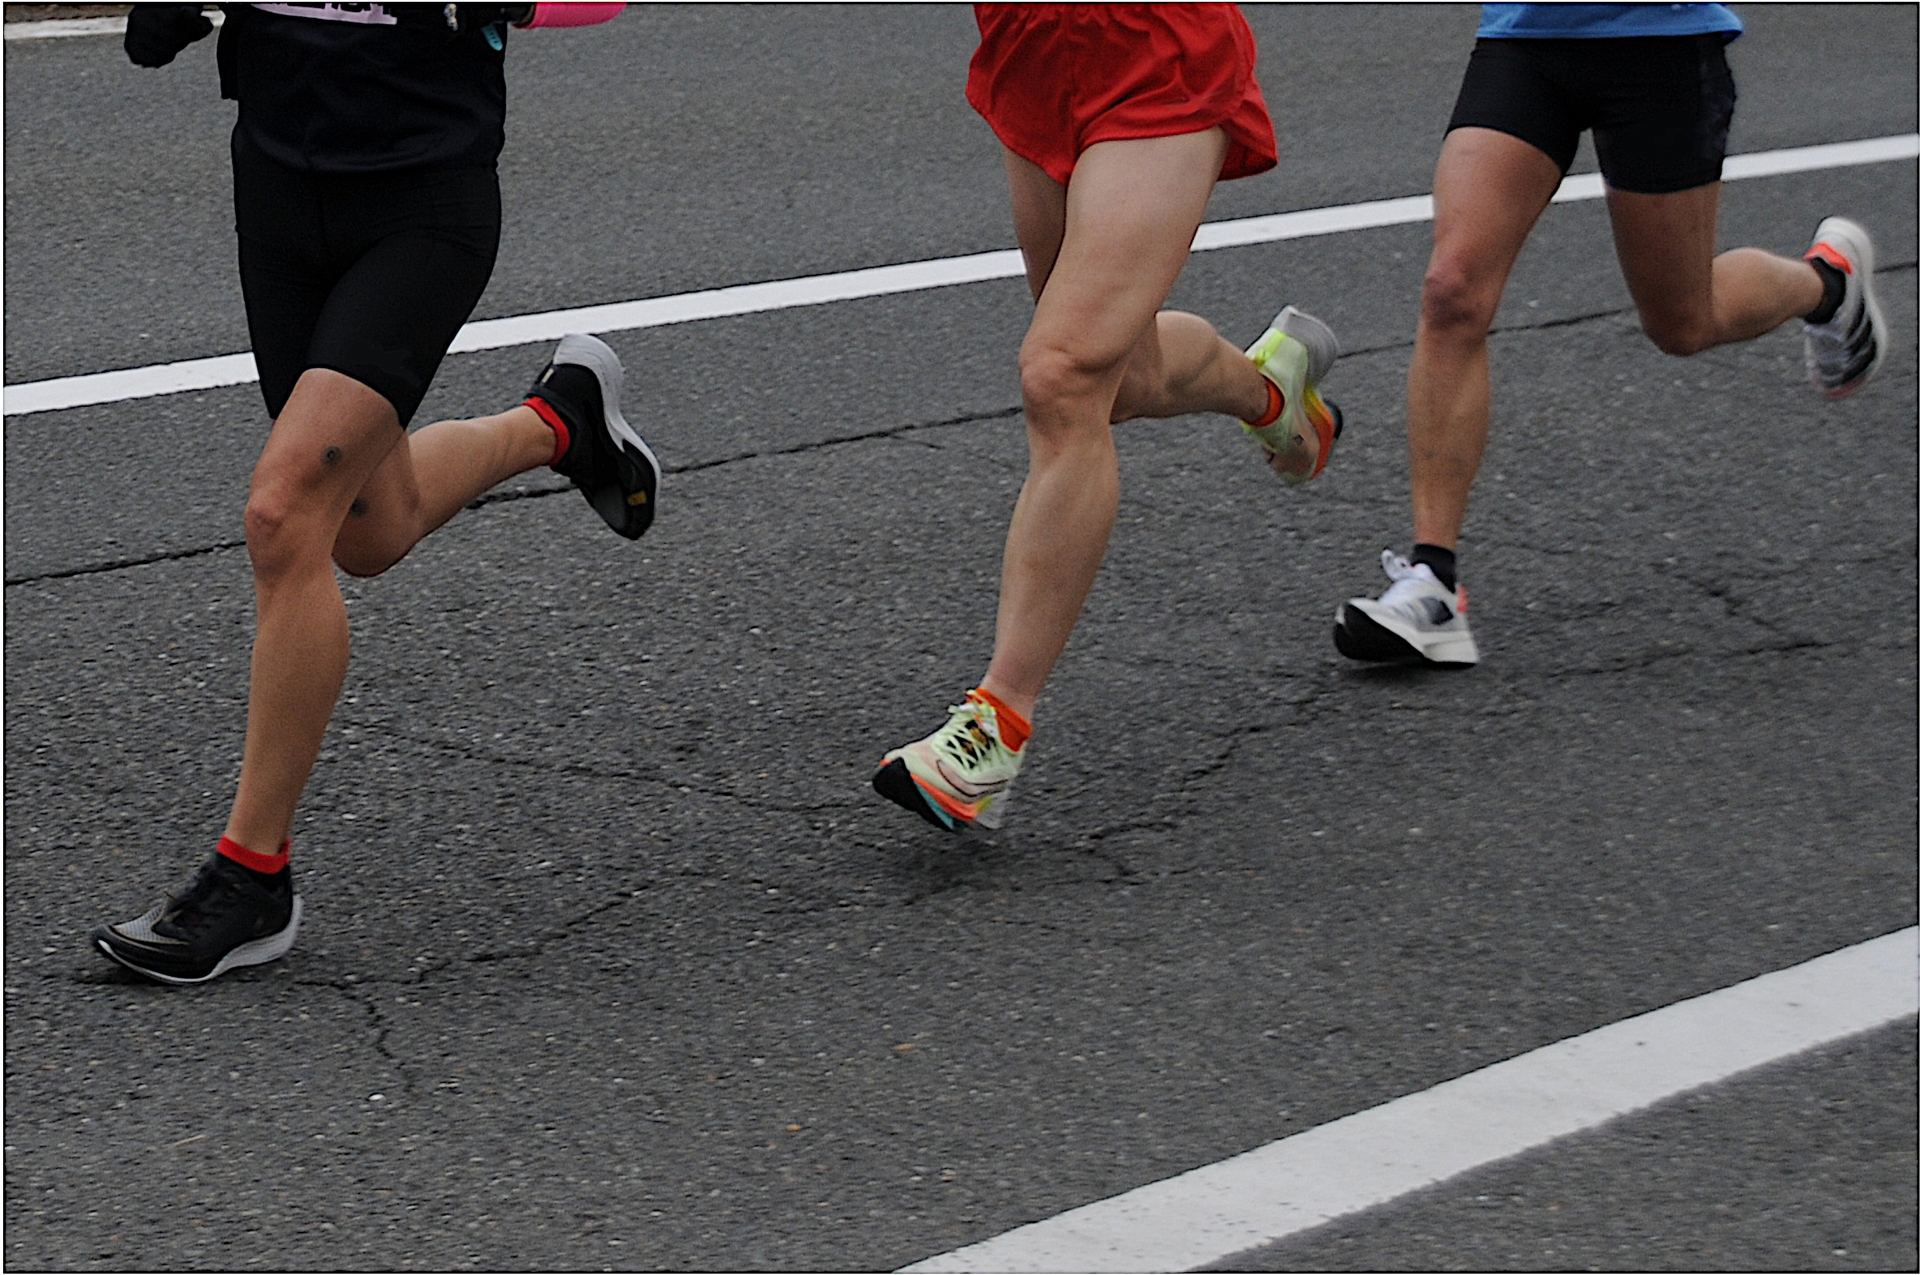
[[5, 5, 1916, 1271]]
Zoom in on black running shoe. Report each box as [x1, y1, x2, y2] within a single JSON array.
[[528, 333, 660, 539], [92, 854, 301, 985]]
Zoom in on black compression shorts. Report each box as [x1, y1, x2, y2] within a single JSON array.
[[1446, 34, 1737, 195], [231, 128, 501, 427]]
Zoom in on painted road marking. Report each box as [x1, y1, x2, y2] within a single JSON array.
[[5, 133, 1914, 418], [898, 926, 1919, 1274]]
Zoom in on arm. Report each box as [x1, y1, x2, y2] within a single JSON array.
[[124, 4, 214, 67]]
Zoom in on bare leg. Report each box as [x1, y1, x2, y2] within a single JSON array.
[[1606, 182, 1825, 356], [977, 132, 1265, 721], [1407, 127, 1564, 551], [223, 371, 556, 852]]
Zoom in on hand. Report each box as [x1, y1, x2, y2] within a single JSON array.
[[124, 4, 213, 67]]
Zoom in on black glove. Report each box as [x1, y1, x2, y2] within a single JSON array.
[[124, 4, 214, 67]]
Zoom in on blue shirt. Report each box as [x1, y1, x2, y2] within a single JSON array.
[[1477, 4, 1743, 40]]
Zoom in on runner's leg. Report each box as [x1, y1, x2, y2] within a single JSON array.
[[222, 369, 406, 853], [1606, 182, 1825, 355], [331, 404, 557, 577], [1407, 126, 1563, 552], [978, 130, 1234, 720]]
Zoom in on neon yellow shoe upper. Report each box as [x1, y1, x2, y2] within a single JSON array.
[[881, 690, 1024, 830], [1242, 305, 1341, 486]]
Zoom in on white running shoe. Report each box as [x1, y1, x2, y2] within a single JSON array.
[[1802, 217, 1886, 400], [1334, 550, 1479, 667], [1242, 306, 1344, 485]]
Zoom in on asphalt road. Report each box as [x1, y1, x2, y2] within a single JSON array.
[[5, 5, 1916, 1271]]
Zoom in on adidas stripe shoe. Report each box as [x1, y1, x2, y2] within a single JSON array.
[[1243, 305, 1345, 485], [874, 690, 1024, 832], [1334, 549, 1479, 667], [92, 854, 301, 985], [529, 333, 661, 539], [1803, 217, 1886, 400]]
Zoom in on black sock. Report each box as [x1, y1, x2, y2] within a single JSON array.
[[238, 862, 291, 892], [1411, 543, 1457, 592], [1805, 257, 1846, 325]]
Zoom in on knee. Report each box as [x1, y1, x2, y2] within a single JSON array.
[[1641, 313, 1715, 357], [244, 470, 350, 583], [242, 484, 317, 584], [1020, 343, 1107, 412], [1420, 258, 1501, 337]]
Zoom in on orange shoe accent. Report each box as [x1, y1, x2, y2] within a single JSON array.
[[1247, 378, 1284, 429], [1304, 391, 1338, 479], [1805, 242, 1854, 274], [915, 775, 983, 821], [969, 687, 1030, 752]]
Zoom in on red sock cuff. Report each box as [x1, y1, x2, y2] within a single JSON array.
[[525, 396, 571, 466], [1248, 379, 1284, 428], [970, 687, 1031, 752], [218, 835, 290, 874]]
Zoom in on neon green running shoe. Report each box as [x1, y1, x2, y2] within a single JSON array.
[[1241, 305, 1344, 486], [873, 690, 1025, 832]]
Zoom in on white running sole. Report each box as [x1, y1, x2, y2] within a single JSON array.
[[96, 896, 303, 986], [1339, 599, 1480, 667], [553, 332, 661, 477]]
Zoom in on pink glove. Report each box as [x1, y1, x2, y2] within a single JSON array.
[[516, 3, 624, 28]]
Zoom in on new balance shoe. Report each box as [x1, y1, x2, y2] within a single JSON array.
[[527, 333, 660, 539], [1334, 550, 1479, 667], [874, 690, 1025, 832], [1803, 217, 1886, 400], [92, 854, 301, 985], [1242, 305, 1345, 485]]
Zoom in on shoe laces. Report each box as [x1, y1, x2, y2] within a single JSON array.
[[1377, 550, 1446, 607], [155, 859, 245, 939], [935, 699, 1007, 771]]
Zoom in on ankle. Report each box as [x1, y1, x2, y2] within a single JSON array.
[[972, 682, 1034, 747]]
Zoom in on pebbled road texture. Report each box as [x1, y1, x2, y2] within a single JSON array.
[[5, 5, 1915, 1271]]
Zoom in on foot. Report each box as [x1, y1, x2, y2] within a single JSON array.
[[1803, 217, 1886, 400], [1334, 550, 1479, 667], [873, 691, 1025, 832], [92, 854, 301, 985], [1242, 305, 1345, 485], [528, 333, 661, 539]]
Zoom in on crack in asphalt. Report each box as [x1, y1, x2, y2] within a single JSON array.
[[10, 259, 1913, 592]]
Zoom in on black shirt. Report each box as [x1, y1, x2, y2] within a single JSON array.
[[219, 3, 508, 173]]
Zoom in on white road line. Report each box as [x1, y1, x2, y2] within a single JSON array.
[[4, 17, 131, 41], [898, 926, 1919, 1275], [5, 132, 1914, 418]]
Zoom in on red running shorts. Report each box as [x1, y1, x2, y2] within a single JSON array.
[[965, 3, 1278, 185]]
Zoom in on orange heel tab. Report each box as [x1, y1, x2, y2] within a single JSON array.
[[969, 688, 1031, 752], [1806, 242, 1854, 274], [1247, 379, 1284, 429]]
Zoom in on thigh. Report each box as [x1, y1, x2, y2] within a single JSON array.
[[232, 131, 337, 420], [1004, 146, 1068, 301], [1605, 180, 1719, 332], [1589, 35, 1735, 195], [1445, 39, 1583, 176], [1025, 128, 1228, 370], [306, 167, 501, 429], [1426, 126, 1564, 307]]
